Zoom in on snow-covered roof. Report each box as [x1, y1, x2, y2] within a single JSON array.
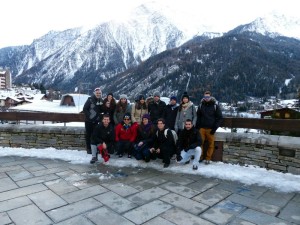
[[59, 93, 89, 107]]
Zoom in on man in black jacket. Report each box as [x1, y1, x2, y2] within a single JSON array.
[[90, 114, 115, 164], [177, 119, 202, 170], [150, 118, 175, 168], [148, 91, 166, 125], [83, 87, 103, 154], [196, 91, 223, 165], [164, 96, 179, 130]]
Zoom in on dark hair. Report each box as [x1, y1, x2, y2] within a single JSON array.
[[204, 90, 211, 95], [102, 114, 110, 119], [157, 118, 166, 124], [185, 119, 192, 123]]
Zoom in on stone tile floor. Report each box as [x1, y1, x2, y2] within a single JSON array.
[[0, 155, 299, 225]]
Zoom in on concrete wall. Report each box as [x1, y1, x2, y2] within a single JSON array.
[[0, 125, 299, 174]]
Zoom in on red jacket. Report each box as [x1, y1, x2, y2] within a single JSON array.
[[115, 122, 138, 142]]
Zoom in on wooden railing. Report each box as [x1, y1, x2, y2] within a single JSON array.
[[0, 111, 299, 132]]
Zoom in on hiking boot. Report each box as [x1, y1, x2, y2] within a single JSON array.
[[90, 156, 98, 164], [118, 154, 123, 158], [86, 149, 92, 154], [184, 160, 190, 165], [128, 154, 132, 158], [163, 163, 170, 168], [193, 165, 198, 170]]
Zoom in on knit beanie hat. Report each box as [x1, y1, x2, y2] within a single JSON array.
[[119, 94, 127, 100], [170, 96, 177, 102], [138, 94, 145, 101], [142, 114, 151, 120], [123, 113, 131, 120], [181, 92, 190, 101], [153, 91, 160, 97]]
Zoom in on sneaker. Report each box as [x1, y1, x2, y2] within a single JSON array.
[[119, 154, 123, 158], [90, 157, 98, 164], [205, 160, 211, 165], [192, 165, 198, 170], [163, 163, 170, 168], [184, 160, 190, 165]]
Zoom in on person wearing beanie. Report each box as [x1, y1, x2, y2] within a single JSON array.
[[131, 94, 148, 124], [115, 113, 138, 158], [113, 94, 131, 125], [163, 96, 179, 130], [196, 91, 223, 165], [83, 87, 104, 154], [133, 113, 156, 162], [148, 91, 166, 125], [175, 92, 197, 134]]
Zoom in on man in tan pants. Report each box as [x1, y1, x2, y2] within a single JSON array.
[[196, 91, 223, 164]]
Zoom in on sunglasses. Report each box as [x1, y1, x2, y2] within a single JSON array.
[[124, 118, 130, 121]]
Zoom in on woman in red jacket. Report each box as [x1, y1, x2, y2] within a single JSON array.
[[115, 113, 138, 158]]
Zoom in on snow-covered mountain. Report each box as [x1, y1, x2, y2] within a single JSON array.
[[233, 13, 300, 39], [0, 4, 299, 96]]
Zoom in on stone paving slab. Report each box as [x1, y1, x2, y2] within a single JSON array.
[[228, 218, 256, 225], [55, 215, 95, 225], [101, 182, 139, 197], [162, 208, 215, 225], [6, 169, 34, 181], [143, 216, 176, 225], [0, 212, 11, 225], [278, 200, 300, 224], [8, 204, 53, 225], [28, 190, 68, 212], [187, 178, 220, 193], [0, 184, 47, 201], [227, 193, 280, 215], [86, 206, 134, 225], [129, 176, 168, 191], [258, 189, 295, 207], [94, 191, 137, 213], [160, 192, 209, 215], [200, 200, 246, 225], [127, 186, 169, 205], [16, 173, 59, 187], [0, 196, 31, 213], [46, 198, 102, 223], [123, 200, 172, 224], [159, 182, 200, 198], [45, 179, 79, 195], [192, 187, 232, 206], [0, 177, 18, 192], [238, 208, 292, 225], [60, 185, 107, 203]]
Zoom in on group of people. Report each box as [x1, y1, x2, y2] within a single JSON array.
[[83, 88, 223, 170]]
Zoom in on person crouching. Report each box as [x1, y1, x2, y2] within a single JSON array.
[[90, 114, 115, 164], [115, 113, 138, 158], [177, 119, 202, 170]]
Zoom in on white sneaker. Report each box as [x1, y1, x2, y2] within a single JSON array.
[[205, 160, 211, 165]]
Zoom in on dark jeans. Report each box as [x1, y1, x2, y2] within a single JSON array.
[[133, 144, 151, 161], [116, 141, 134, 156], [153, 145, 173, 165], [85, 122, 97, 152]]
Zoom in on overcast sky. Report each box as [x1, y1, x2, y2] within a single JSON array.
[[0, 0, 298, 48]]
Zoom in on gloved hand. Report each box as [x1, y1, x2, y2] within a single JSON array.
[[176, 155, 182, 162], [210, 129, 216, 135]]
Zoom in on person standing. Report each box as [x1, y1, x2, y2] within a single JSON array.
[[177, 119, 202, 170], [174, 92, 197, 134], [90, 114, 115, 164], [164, 96, 179, 130], [131, 95, 148, 124], [83, 87, 103, 154], [115, 113, 138, 158], [102, 93, 116, 125], [148, 91, 166, 125], [113, 94, 131, 125], [196, 91, 223, 165], [150, 118, 175, 168]]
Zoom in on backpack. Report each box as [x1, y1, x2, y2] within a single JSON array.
[[157, 129, 178, 145]]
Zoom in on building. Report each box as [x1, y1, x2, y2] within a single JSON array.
[[260, 108, 300, 119], [0, 68, 12, 89]]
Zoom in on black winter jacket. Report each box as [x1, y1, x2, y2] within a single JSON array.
[[177, 127, 202, 151], [83, 95, 103, 123], [90, 123, 115, 145], [196, 97, 223, 132], [148, 100, 166, 124], [164, 104, 179, 130]]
